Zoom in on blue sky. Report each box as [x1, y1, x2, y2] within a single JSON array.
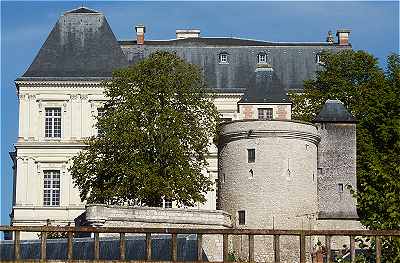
[[1, 1, 399, 226]]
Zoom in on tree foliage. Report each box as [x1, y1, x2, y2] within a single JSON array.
[[70, 51, 219, 207], [290, 50, 400, 261]]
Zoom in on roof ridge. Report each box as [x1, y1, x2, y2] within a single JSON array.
[[64, 6, 101, 15]]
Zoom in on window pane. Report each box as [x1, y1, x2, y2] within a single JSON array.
[[238, 210, 246, 225], [43, 170, 60, 206], [258, 108, 273, 120], [247, 149, 255, 163], [45, 108, 61, 138]]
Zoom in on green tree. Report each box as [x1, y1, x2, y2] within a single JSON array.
[[290, 50, 400, 261], [70, 51, 219, 207]]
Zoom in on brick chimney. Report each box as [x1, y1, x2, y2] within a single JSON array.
[[176, 29, 200, 39], [135, 24, 146, 45], [336, 29, 351, 46]]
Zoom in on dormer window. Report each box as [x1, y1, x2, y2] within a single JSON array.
[[257, 53, 267, 64], [219, 53, 229, 64], [316, 53, 324, 65]]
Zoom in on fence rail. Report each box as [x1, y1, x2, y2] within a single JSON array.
[[1, 225, 400, 263]]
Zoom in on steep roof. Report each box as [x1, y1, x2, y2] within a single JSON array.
[[21, 7, 128, 78], [314, 100, 356, 123], [239, 65, 289, 103]]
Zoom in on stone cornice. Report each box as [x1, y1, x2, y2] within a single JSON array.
[[221, 129, 321, 145], [15, 80, 106, 89]]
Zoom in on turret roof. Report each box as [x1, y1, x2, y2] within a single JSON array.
[[314, 99, 356, 123]]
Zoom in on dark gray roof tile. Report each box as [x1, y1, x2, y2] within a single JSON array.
[[314, 100, 356, 123], [22, 9, 128, 78]]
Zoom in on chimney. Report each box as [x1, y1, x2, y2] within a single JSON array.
[[135, 24, 146, 45], [336, 29, 351, 46], [176, 29, 200, 39], [326, 30, 334, 44]]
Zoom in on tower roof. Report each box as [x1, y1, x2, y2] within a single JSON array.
[[21, 7, 128, 79], [314, 99, 356, 123]]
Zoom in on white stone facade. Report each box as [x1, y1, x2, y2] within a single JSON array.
[[10, 79, 244, 238]]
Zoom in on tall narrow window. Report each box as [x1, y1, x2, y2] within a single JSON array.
[[97, 107, 105, 136], [45, 108, 61, 138], [238, 210, 246, 225], [338, 183, 344, 193], [247, 149, 255, 163], [43, 170, 60, 206], [258, 108, 273, 120]]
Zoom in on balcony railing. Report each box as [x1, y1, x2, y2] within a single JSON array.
[[1, 226, 399, 262]]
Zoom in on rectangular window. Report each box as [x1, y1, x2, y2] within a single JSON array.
[[247, 149, 255, 163], [164, 198, 172, 208], [43, 170, 60, 206], [219, 53, 228, 64], [258, 54, 267, 64], [97, 108, 105, 136], [258, 108, 273, 120], [45, 108, 61, 138], [238, 210, 246, 225], [338, 183, 344, 193]]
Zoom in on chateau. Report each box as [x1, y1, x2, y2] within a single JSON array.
[[10, 7, 362, 257]]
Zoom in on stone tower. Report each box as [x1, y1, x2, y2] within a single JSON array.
[[314, 100, 358, 220]]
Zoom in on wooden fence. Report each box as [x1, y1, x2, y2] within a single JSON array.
[[1, 226, 399, 262]]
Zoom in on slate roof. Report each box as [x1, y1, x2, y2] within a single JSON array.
[[314, 100, 357, 123], [21, 7, 128, 78], [19, 6, 351, 103], [239, 66, 289, 103], [119, 38, 335, 47]]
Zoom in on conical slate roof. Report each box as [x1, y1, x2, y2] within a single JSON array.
[[21, 7, 128, 79], [314, 99, 356, 123]]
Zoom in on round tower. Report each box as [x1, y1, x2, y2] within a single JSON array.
[[218, 119, 320, 261]]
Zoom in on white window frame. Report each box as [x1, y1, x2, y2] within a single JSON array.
[[316, 53, 325, 65], [43, 170, 60, 206], [258, 108, 273, 120], [219, 53, 229, 64], [258, 53, 267, 64], [45, 107, 62, 138], [97, 107, 105, 136]]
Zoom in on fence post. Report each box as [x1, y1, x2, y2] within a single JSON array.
[[146, 233, 152, 261], [223, 234, 229, 261], [67, 231, 73, 260], [248, 234, 254, 262], [119, 233, 126, 260], [197, 234, 203, 261], [94, 232, 100, 260], [326, 235, 332, 263], [273, 235, 280, 263], [40, 231, 47, 260], [14, 230, 21, 261], [350, 235, 355, 263], [376, 236, 381, 263], [300, 232, 306, 263], [171, 233, 177, 261]]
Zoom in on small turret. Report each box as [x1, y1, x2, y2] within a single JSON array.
[[314, 100, 358, 219]]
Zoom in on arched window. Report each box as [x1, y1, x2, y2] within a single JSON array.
[[257, 53, 267, 64], [218, 52, 229, 64]]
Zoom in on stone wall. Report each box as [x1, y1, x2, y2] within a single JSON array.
[[82, 204, 232, 261], [218, 120, 320, 262], [316, 123, 358, 219]]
